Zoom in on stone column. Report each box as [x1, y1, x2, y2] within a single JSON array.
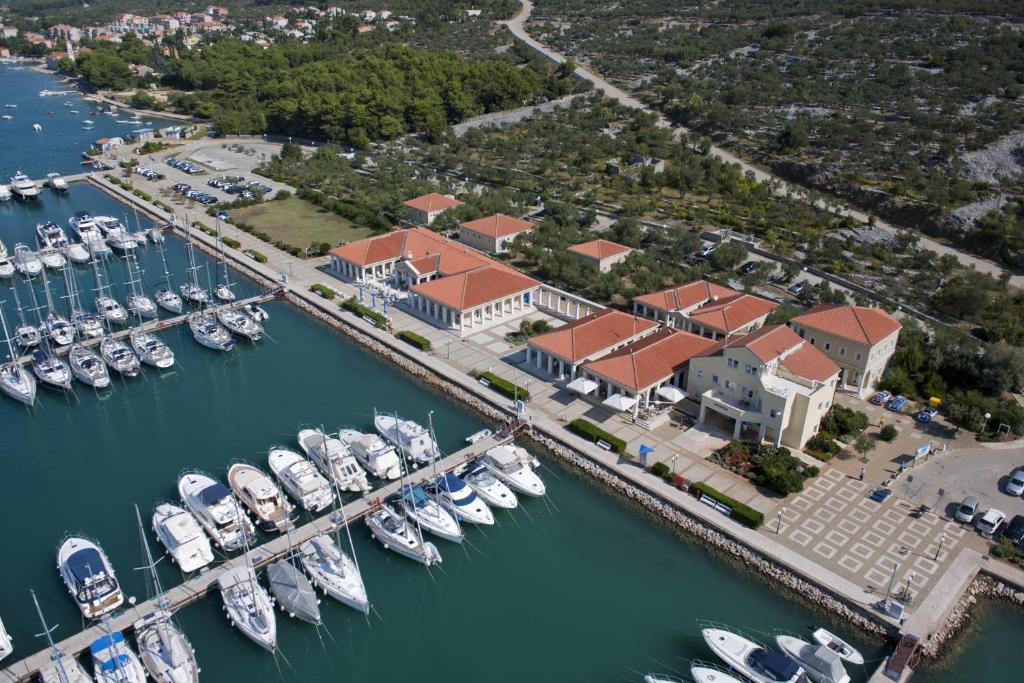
[[733, 419, 743, 440]]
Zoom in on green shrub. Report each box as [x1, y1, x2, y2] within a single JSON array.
[[807, 450, 832, 463], [689, 481, 764, 529], [477, 371, 530, 401], [274, 189, 291, 200], [649, 461, 676, 483], [249, 250, 268, 263], [567, 418, 626, 454], [222, 236, 241, 249], [821, 405, 869, 439], [805, 431, 839, 456], [750, 444, 805, 495], [879, 424, 899, 442], [310, 283, 336, 300], [133, 189, 152, 201], [341, 296, 387, 326], [396, 330, 431, 351]]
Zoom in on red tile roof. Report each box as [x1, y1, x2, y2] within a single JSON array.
[[695, 325, 839, 383], [687, 293, 779, 334], [567, 239, 632, 261], [740, 325, 807, 363], [584, 329, 718, 391], [403, 192, 463, 213], [779, 343, 840, 383], [791, 304, 902, 346], [410, 266, 538, 311], [633, 280, 738, 313], [528, 309, 658, 363], [330, 227, 514, 274], [460, 214, 534, 239]]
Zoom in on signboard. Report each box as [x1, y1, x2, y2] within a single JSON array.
[[914, 442, 932, 460]]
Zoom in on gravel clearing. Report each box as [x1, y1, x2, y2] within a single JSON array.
[[961, 130, 1024, 183]]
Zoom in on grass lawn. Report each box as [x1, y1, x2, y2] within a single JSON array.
[[230, 197, 375, 248]]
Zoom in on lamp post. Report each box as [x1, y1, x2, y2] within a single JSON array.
[[935, 532, 946, 561], [983, 412, 992, 435], [670, 454, 679, 475], [883, 561, 899, 610], [776, 507, 786, 534]]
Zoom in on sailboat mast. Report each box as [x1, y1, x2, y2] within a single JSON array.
[[322, 425, 362, 578], [0, 301, 17, 362], [30, 589, 72, 683], [134, 503, 164, 597], [394, 411, 428, 547], [22, 271, 44, 326], [8, 281, 30, 332]]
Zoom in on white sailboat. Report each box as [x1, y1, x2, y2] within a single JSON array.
[[217, 306, 263, 341], [13, 243, 42, 276], [123, 249, 157, 320], [337, 428, 402, 480], [63, 260, 104, 339], [130, 330, 175, 369], [178, 471, 255, 551], [218, 514, 277, 652], [90, 627, 147, 683], [180, 223, 208, 305], [31, 589, 93, 683], [68, 344, 110, 388], [0, 614, 11, 662], [38, 247, 66, 271], [213, 218, 237, 302], [154, 232, 183, 314], [267, 555, 321, 625], [0, 252, 14, 278], [297, 427, 370, 492], [228, 462, 296, 533], [151, 502, 214, 573], [299, 533, 369, 615], [9, 279, 41, 348], [0, 185, 10, 202], [39, 269, 75, 346], [0, 302, 36, 406], [366, 504, 442, 566], [91, 253, 127, 327], [56, 536, 124, 619], [374, 411, 441, 465], [32, 346, 72, 391], [267, 446, 334, 513], [189, 312, 234, 351], [100, 335, 141, 378], [481, 443, 546, 497]]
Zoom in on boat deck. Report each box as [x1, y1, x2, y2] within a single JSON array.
[[15, 292, 279, 366], [0, 431, 512, 682]]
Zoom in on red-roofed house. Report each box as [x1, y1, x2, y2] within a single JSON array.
[[687, 325, 840, 448], [458, 214, 534, 254], [789, 304, 902, 397], [403, 193, 463, 225], [526, 309, 658, 380], [567, 239, 632, 273], [633, 280, 777, 340]]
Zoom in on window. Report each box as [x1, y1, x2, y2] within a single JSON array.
[[796, 327, 805, 338], [746, 389, 755, 399], [744, 364, 755, 375], [824, 342, 831, 351], [810, 337, 816, 345], [770, 409, 778, 418], [855, 352, 862, 361], [712, 374, 719, 385], [839, 347, 846, 357], [696, 369, 704, 379], [727, 358, 739, 369]]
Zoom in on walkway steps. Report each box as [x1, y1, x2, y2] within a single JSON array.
[[0, 432, 510, 682]]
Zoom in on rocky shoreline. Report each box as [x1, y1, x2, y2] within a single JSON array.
[[925, 574, 1024, 656]]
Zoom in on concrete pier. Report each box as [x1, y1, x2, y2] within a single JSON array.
[[0, 432, 511, 682]]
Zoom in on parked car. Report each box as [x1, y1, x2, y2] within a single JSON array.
[[1004, 514, 1024, 546], [954, 495, 980, 524], [886, 395, 909, 412], [697, 243, 716, 258], [247, 182, 271, 194], [916, 407, 939, 423], [787, 281, 806, 295], [870, 390, 892, 405], [207, 178, 225, 188], [1005, 468, 1024, 497], [976, 508, 1006, 538], [171, 183, 190, 193], [739, 261, 758, 275], [243, 249, 258, 260]]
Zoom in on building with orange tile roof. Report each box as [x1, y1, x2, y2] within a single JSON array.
[[686, 325, 840, 448], [525, 309, 659, 380], [632, 280, 778, 339], [458, 214, 534, 254], [403, 192, 463, 225], [789, 304, 902, 397], [567, 239, 632, 273]]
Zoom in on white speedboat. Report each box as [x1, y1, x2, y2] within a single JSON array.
[[228, 463, 296, 533], [776, 636, 850, 683], [36, 222, 70, 249], [217, 307, 263, 341], [133, 610, 199, 683], [13, 244, 42, 276], [106, 227, 138, 252], [92, 216, 122, 237], [399, 484, 464, 543], [811, 629, 864, 666], [130, 330, 174, 369], [152, 502, 214, 573], [44, 313, 75, 346], [465, 428, 492, 444], [0, 256, 13, 278], [217, 566, 277, 652], [366, 504, 442, 566], [155, 287, 183, 314], [38, 247, 66, 270], [100, 337, 140, 378], [96, 295, 128, 326], [127, 293, 157, 320], [214, 284, 236, 302], [0, 359, 36, 405], [0, 614, 11, 662], [57, 536, 124, 619], [89, 631, 146, 683], [702, 628, 809, 683], [9, 171, 40, 199], [189, 313, 234, 351], [481, 444, 546, 497], [374, 413, 441, 464], [338, 428, 402, 480], [690, 661, 747, 683], [64, 242, 91, 264], [177, 471, 255, 551], [68, 344, 110, 388], [267, 446, 334, 513], [245, 303, 269, 322], [298, 428, 370, 492], [180, 282, 208, 305], [267, 560, 321, 625], [427, 473, 494, 525], [463, 463, 519, 509], [46, 173, 68, 191], [32, 348, 72, 391], [298, 534, 369, 614]]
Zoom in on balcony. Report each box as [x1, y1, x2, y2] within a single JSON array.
[[701, 389, 762, 420]]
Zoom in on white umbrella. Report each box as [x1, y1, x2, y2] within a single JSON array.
[[566, 377, 598, 395], [656, 385, 687, 403], [602, 393, 638, 412]]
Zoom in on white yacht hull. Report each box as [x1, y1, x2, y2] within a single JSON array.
[[152, 503, 214, 573], [134, 612, 199, 683], [218, 566, 277, 652], [299, 535, 369, 614], [366, 507, 442, 566]]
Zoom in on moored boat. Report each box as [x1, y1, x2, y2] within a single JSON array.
[[56, 536, 124, 619], [228, 462, 296, 533], [130, 330, 174, 369], [10, 171, 40, 199], [337, 428, 402, 480], [462, 463, 519, 509], [267, 446, 334, 513], [374, 412, 441, 464], [481, 443, 546, 497], [366, 504, 442, 566], [89, 630, 146, 683], [298, 534, 369, 614], [702, 627, 809, 683], [811, 629, 864, 666], [775, 635, 850, 683], [267, 560, 321, 625], [298, 427, 370, 492], [32, 347, 72, 391], [100, 337, 140, 377], [13, 244, 42, 276], [217, 307, 263, 341], [399, 484, 464, 543], [189, 312, 233, 351], [218, 565, 277, 652], [68, 344, 110, 388], [178, 471, 255, 551], [427, 473, 495, 525], [151, 502, 214, 573]]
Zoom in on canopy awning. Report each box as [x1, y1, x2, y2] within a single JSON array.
[[602, 393, 638, 411], [566, 377, 598, 395], [656, 385, 687, 403]]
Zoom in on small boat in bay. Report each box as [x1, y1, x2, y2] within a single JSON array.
[[374, 412, 441, 465], [130, 330, 174, 369], [298, 427, 369, 492], [217, 307, 263, 341], [89, 630, 147, 683], [702, 627, 809, 683], [811, 629, 864, 666], [46, 172, 68, 191], [13, 244, 42, 276], [775, 635, 850, 683], [463, 463, 519, 509], [426, 473, 494, 525], [399, 484, 464, 543], [32, 347, 72, 391], [689, 661, 747, 683], [217, 565, 277, 652], [337, 428, 402, 480], [31, 590, 92, 683], [0, 616, 11, 662], [178, 471, 254, 551], [56, 536, 124, 619]]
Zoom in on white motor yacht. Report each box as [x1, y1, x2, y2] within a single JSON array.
[[133, 610, 199, 683], [44, 313, 75, 346], [130, 330, 174, 369], [298, 428, 370, 492], [228, 463, 296, 533], [267, 446, 334, 513], [155, 287, 183, 314], [374, 413, 441, 464], [68, 344, 110, 388], [217, 566, 277, 652], [366, 504, 442, 566], [100, 337, 140, 378], [775, 636, 850, 683], [189, 313, 234, 351], [644, 675, 688, 683], [57, 536, 124, 619], [64, 242, 91, 264], [106, 227, 138, 253], [428, 473, 495, 525], [10, 171, 40, 199], [702, 627, 809, 683], [89, 631, 146, 683], [178, 471, 254, 551], [399, 484, 464, 543], [37, 247, 66, 271], [298, 534, 369, 614], [46, 172, 68, 191], [689, 661, 747, 683], [92, 216, 121, 237], [180, 282, 208, 305], [36, 222, 70, 249], [217, 307, 263, 341], [32, 348, 72, 391], [151, 502, 214, 573], [0, 358, 36, 405], [811, 629, 864, 666], [0, 256, 13, 278], [0, 615, 11, 662], [481, 444, 546, 497], [68, 212, 98, 241], [13, 244, 42, 276], [338, 428, 402, 480], [463, 463, 519, 509], [96, 295, 128, 326]]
